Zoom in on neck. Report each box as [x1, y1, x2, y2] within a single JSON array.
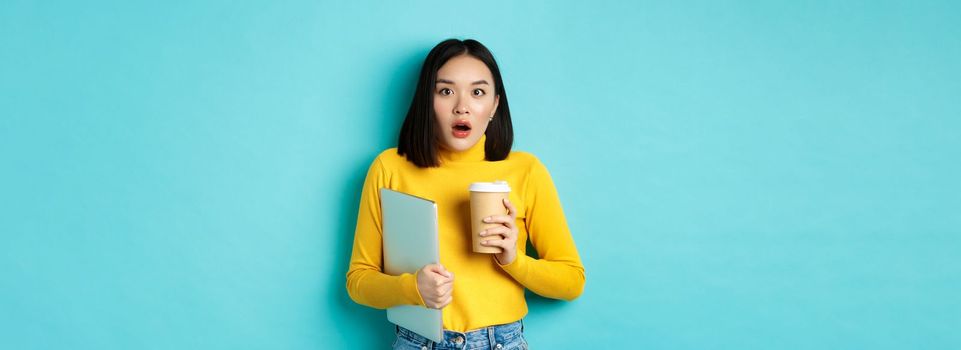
[[438, 135, 487, 163]]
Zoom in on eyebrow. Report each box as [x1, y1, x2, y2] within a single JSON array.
[[436, 79, 490, 85]]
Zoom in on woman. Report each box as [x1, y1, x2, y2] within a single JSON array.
[[347, 38, 585, 350]]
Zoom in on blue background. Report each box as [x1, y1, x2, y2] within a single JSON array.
[[2, 1, 959, 349]]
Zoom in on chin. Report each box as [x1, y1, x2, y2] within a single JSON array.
[[443, 136, 481, 151]]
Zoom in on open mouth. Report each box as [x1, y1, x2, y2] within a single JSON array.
[[452, 120, 472, 132], [451, 120, 472, 138]]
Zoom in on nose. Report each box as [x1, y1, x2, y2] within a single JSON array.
[[454, 99, 469, 115]]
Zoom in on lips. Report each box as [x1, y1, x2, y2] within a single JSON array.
[[451, 119, 472, 138]]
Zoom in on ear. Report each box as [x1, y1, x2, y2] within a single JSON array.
[[491, 94, 500, 118]]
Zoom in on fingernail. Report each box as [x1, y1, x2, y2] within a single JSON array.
[[484, 217, 490, 222], [479, 230, 486, 236]]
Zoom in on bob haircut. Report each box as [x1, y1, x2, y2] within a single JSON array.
[[397, 38, 513, 168]]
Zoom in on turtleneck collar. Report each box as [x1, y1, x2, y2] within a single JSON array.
[[438, 134, 487, 163]]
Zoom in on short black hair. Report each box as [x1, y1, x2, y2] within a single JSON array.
[[397, 38, 513, 168]]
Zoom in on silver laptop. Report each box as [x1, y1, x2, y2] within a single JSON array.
[[380, 188, 443, 342]]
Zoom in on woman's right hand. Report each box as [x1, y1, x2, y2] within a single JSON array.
[[416, 264, 454, 309]]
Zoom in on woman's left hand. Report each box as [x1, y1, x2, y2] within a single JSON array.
[[480, 198, 519, 265]]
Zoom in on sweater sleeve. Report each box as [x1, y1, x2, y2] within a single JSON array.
[[345, 155, 427, 309], [497, 158, 586, 301]]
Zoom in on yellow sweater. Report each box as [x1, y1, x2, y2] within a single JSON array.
[[346, 135, 585, 331]]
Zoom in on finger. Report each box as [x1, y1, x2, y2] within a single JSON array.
[[479, 226, 510, 237], [482, 225, 517, 240], [483, 214, 515, 226], [481, 238, 516, 250], [503, 198, 516, 218], [436, 265, 452, 279], [431, 273, 449, 283], [438, 295, 453, 308], [428, 264, 451, 278], [424, 263, 442, 275], [438, 283, 453, 296], [436, 276, 454, 286], [434, 278, 452, 287]]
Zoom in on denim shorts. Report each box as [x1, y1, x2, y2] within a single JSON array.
[[392, 320, 527, 350]]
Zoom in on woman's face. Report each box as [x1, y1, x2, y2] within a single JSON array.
[[433, 54, 500, 152]]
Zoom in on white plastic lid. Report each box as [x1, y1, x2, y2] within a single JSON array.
[[469, 180, 511, 193]]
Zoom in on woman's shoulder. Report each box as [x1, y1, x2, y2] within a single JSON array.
[[507, 150, 537, 162], [506, 150, 548, 171], [374, 147, 401, 159], [371, 148, 407, 167], [370, 147, 427, 173]]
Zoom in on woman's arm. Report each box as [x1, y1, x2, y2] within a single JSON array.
[[345, 156, 427, 309], [495, 158, 586, 301]]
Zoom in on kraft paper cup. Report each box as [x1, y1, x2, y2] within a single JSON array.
[[469, 181, 511, 254]]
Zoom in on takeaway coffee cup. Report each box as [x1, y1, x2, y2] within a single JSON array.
[[469, 181, 511, 254]]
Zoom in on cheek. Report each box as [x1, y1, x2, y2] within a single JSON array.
[[434, 96, 454, 118], [472, 98, 495, 115]]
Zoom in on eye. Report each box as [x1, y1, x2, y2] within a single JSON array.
[[438, 88, 453, 96], [473, 89, 486, 96]]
